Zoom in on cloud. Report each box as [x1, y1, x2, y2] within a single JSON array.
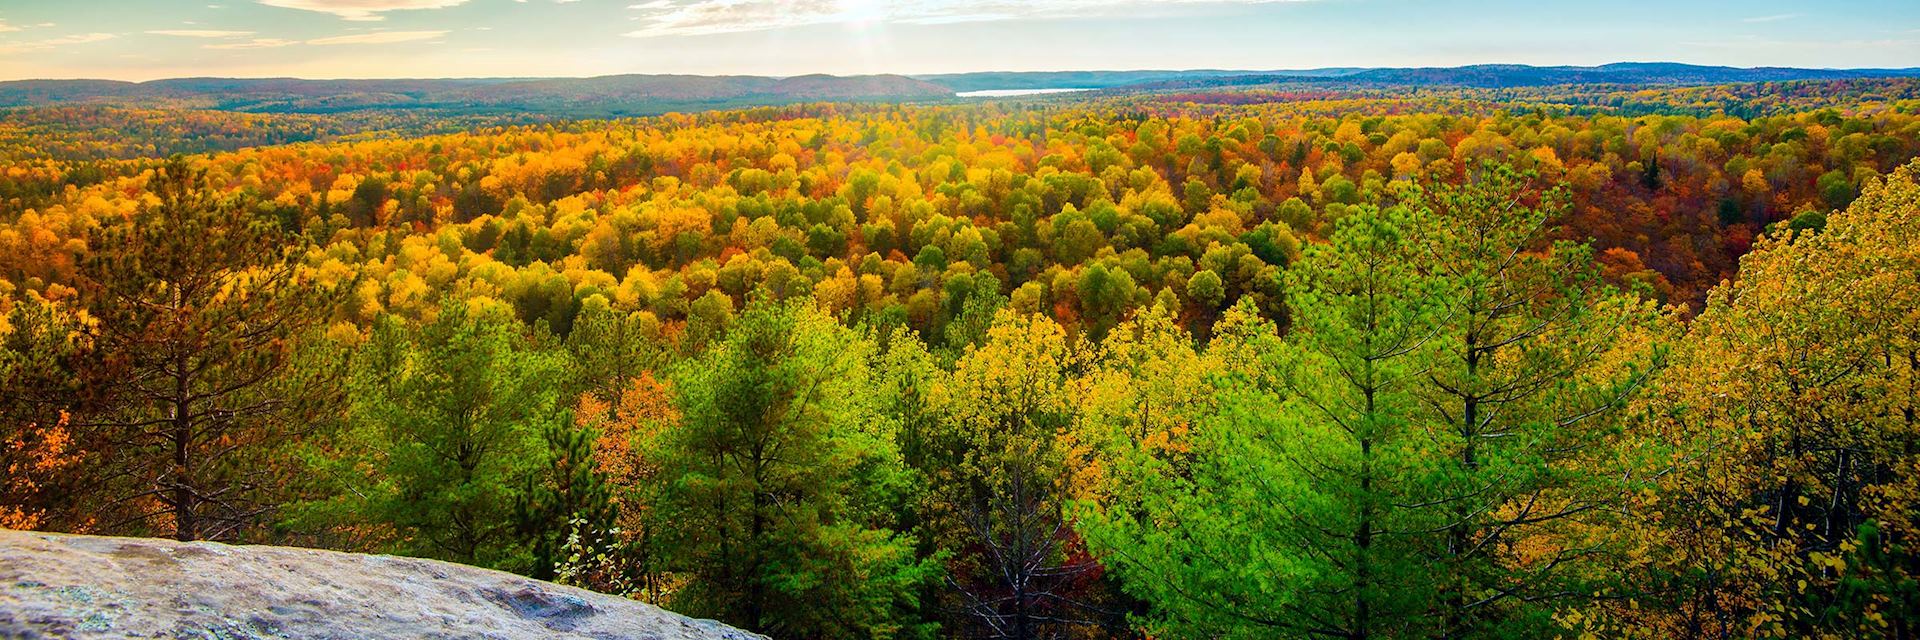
[[623, 0, 1314, 38], [624, 0, 844, 37], [0, 32, 117, 54], [256, 0, 469, 21], [41, 32, 118, 46], [1741, 13, 1799, 23], [147, 29, 255, 38], [0, 19, 51, 32], [305, 29, 447, 44], [205, 38, 299, 49]]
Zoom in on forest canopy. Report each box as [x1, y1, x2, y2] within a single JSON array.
[[3, 80, 1919, 639]]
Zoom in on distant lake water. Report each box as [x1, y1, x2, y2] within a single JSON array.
[[955, 88, 1097, 98]]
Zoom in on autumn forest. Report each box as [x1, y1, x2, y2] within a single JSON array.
[[3, 77, 1919, 639]]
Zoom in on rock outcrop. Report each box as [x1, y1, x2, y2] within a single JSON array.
[[0, 529, 764, 640]]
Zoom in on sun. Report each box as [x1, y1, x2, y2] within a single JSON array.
[[830, 0, 898, 75], [834, 0, 891, 26]]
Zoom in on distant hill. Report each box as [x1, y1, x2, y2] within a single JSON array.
[[914, 69, 1366, 92], [7, 64, 1920, 117], [0, 73, 953, 116], [1112, 62, 1920, 91]]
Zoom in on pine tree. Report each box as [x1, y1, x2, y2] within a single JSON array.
[[336, 299, 570, 568], [1080, 165, 1666, 639], [79, 157, 340, 541], [1079, 206, 1447, 638], [660, 299, 938, 639], [516, 419, 617, 581], [1407, 162, 1663, 637], [0, 292, 93, 531]]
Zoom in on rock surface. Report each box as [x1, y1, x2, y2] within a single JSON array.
[[0, 529, 765, 640]]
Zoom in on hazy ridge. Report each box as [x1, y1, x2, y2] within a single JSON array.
[[5, 63, 1920, 117]]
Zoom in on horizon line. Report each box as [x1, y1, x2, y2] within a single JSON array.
[[7, 59, 1920, 84]]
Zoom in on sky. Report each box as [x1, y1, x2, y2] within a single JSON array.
[[0, 0, 1916, 81]]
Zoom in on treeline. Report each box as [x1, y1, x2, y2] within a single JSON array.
[[4, 154, 1918, 638], [0, 105, 551, 163], [1140, 77, 1920, 120]]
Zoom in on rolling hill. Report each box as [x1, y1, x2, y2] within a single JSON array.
[[0, 73, 953, 116], [1109, 62, 1920, 91], [7, 64, 1920, 118]]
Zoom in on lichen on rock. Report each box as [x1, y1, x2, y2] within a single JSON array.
[[0, 529, 765, 640]]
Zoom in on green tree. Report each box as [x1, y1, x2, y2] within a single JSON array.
[[566, 301, 666, 405], [1817, 169, 1856, 211], [1081, 207, 1447, 639], [661, 299, 937, 639], [333, 299, 570, 568], [1077, 264, 1139, 340], [1788, 209, 1829, 234], [0, 292, 95, 531], [1185, 269, 1225, 310], [681, 289, 735, 356], [941, 272, 1005, 352], [515, 418, 616, 582], [1084, 165, 1665, 639], [1406, 163, 1664, 637]]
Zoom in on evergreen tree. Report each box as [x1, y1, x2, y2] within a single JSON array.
[[79, 157, 341, 542], [566, 301, 666, 407], [1406, 163, 1664, 637], [329, 299, 570, 568], [660, 299, 938, 639], [516, 418, 617, 581], [1080, 206, 1447, 638], [1080, 165, 1665, 638], [0, 292, 94, 531]]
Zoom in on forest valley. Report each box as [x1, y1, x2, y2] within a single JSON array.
[[1, 81, 1918, 639]]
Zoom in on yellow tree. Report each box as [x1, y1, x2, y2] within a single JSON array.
[[1069, 302, 1220, 507], [928, 308, 1122, 639], [1578, 160, 1920, 639]]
